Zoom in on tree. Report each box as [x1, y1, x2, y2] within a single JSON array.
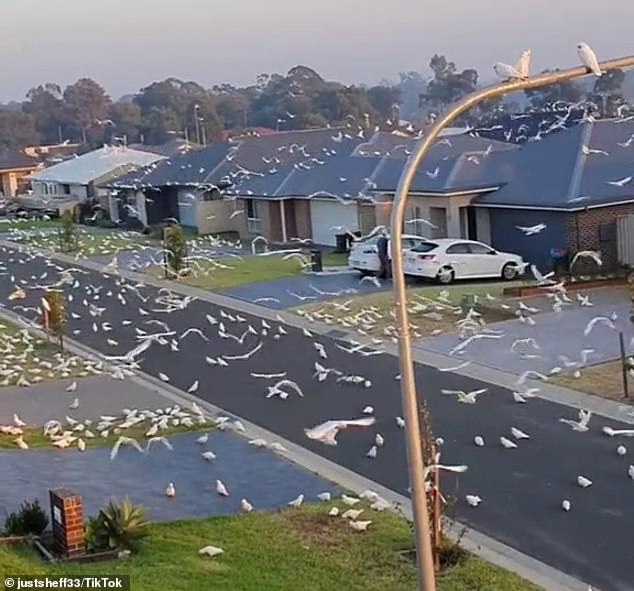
[[108, 102, 142, 144], [588, 68, 626, 117], [163, 222, 187, 278], [525, 70, 585, 110], [23, 83, 65, 144], [367, 85, 401, 122], [45, 290, 66, 352], [0, 110, 38, 151], [63, 78, 111, 144], [58, 209, 78, 252]]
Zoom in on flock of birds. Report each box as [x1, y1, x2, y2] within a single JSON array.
[[1, 226, 633, 529]]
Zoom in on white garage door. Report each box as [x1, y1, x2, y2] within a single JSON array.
[[310, 200, 359, 246], [178, 190, 198, 228]]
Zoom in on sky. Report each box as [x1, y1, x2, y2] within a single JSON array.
[[1, 0, 633, 102]]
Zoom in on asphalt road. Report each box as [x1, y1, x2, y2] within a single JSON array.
[[1, 245, 632, 591]]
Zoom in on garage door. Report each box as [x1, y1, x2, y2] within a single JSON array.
[[178, 191, 198, 228], [310, 200, 359, 246]]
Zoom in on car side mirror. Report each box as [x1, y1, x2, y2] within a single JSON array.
[[488, 250, 497, 255]]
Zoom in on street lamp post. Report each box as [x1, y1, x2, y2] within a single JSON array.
[[390, 54, 634, 591], [194, 104, 201, 145]]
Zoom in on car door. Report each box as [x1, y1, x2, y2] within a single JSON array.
[[443, 242, 474, 278], [467, 242, 501, 276]]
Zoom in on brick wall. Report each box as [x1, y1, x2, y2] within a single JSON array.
[[566, 203, 634, 270], [358, 203, 377, 234], [49, 488, 85, 558]]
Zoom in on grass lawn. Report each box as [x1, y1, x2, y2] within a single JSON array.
[[0, 218, 61, 231], [0, 504, 539, 591], [551, 360, 631, 401], [0, 422, 211, 451], [0, 319, 96, 388], [322, 251, 349, 267], [10, 228, 155, 258], [147, 254, 306, 291], [298, 281, 519, 339]]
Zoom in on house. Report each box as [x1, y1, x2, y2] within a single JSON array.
[[28, 146, 166, 209], [105, 127, 367, 242], [472, 119, 634, 270], [0, 152, 41, 197], [23, 142, 82, 162]]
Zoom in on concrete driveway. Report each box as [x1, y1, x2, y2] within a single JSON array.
[[220, 270, 391, 309], [417, 300, 634, 376]]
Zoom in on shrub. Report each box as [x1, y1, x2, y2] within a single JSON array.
[[88, 498, 149, 552], [4, 500, 48, 536], [163, 223, 187, 277], [58, 209, 77, 252]]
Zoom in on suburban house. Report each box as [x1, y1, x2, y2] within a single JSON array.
[[105, 127, 366, 243], [28, 146, 166, 208], [102, 118, 634, 270], [472, 119, 634, 269], [0, 152, 41, 197], [23, 142, 82, 163]]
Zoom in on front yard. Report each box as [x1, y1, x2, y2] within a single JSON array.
[[146, 251, 348, 291], [551, 360, 630, 401], [298, 281, 519, 339], [1, 504, 539, 591], [0, 319, 96, 388]]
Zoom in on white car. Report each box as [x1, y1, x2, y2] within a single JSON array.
[[403, 238, 525, 284], [348, 234, 428, 274]]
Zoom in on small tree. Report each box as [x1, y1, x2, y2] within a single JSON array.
[[58, 209, 78, 252], [45, 290, 66, 352], [163, 222, 187, 278]]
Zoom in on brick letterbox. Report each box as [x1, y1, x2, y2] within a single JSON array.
[[49, 488, 86, 558]]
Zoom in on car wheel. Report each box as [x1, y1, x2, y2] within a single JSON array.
[[502, 263, 519, 280], [437, 267, 454, 284]]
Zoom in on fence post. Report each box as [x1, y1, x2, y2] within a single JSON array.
[[619, 331, 629, 399]]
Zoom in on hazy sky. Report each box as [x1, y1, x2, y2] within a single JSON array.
[[1, 0, 633, 101]]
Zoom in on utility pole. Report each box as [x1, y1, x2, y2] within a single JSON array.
[[194, 104, 201, 144], [390, 53, 634, 591]]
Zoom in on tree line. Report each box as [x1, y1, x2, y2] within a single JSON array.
[[0, 56, 630, 153]]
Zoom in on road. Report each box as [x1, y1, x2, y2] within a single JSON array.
[[0, 244, 632, 591]]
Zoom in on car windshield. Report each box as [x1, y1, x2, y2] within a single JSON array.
[[410, 242, 439, 253]]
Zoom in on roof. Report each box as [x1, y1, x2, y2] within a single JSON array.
[[129, 138, 203, 157], [106, 143, 232, 189], [475, 119, 634, 210], [29, 146, 166, 185], [0, 151, 40, 172]]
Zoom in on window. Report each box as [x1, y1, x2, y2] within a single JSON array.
[[445, 243, 471, 254], [62, 184, 71, 195], [246, 198, 259, 219], [245, 199, 262, 233], [411, 242, 439, 253], [467, 243, 495, 255]]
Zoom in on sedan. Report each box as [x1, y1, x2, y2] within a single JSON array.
[[348, 234, 428, 274], [403, 238, 525, 284]]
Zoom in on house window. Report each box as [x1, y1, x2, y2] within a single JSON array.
[[246, 199, 262, 233], [62, 184, 71, 195]]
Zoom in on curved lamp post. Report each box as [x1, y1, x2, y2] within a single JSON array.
[[390, 54, 634, 591]]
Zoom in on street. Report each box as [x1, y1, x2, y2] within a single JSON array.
[[1, 244, 632, 591]]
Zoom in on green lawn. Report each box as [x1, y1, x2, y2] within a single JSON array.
[[298, 281, 518, 338], [0, 219, 61, 231], [0, 422, 211, 451], [1, 504, 539, 591], [0, 319, 95, 388], [10, 228, 155, 258], [552, 360, 629, 401], [147, 254, 307, 291]]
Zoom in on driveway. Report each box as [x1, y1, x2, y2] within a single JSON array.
[[1, 244, 634, 590], [220, 271, 390, 309], [0, 432, 335, 522], [417, 301, 633, 376]]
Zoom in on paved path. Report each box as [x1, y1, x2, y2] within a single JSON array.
[[0, 431, 335, 521], [0, 376, 175, 426], [418, 301, 633, 376], [1, 244, 633, 591]]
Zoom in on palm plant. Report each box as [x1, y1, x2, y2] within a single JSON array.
[[88, 497, 149, 552]]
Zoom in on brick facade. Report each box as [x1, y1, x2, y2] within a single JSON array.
[[49, 488, 86, 558], [566, 203, 634, 270]]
